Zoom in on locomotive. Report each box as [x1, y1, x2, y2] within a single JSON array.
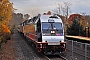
[[18, 14, 66, 55]]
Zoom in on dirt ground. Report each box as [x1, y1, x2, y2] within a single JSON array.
[[0, 36, 18, 60]]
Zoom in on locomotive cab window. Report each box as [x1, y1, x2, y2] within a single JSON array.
[[42, 22, 63, 36], [53, 23, 62, 29]]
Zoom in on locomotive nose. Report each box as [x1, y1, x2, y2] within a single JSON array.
[[42, 36, 64, 42]]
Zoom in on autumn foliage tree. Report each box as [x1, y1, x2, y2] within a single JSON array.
[[67, 20, 85, 36], [0, 0, 13, 46]]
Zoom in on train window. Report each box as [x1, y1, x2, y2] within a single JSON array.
[[42, 23, 51, 29], [53, 23, 62, 29]]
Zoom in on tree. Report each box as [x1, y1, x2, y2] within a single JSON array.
[[67, 20, 85, 36], [0, 0, 13, 46], [0, 0, 13, 23], [53, 2, 72, 16]]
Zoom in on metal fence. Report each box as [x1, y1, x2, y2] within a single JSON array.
[[65, 39, 90, 60]]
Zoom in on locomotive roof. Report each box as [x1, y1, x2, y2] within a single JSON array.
[[40, 15, 63, 23]]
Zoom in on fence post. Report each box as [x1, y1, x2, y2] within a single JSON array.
[[72, 40, 73, 60], [85, 43, 87, 60]]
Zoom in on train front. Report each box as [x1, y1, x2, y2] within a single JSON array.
[[40, 17, 66, 55]]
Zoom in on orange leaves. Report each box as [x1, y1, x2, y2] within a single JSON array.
[[0, 0, 13, 34], [1, 24, 11, 34], [0, 0, 13, 43], [0, 0, 13, 22]]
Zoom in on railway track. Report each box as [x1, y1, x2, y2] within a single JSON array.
[[45, 55, 67, 60], [19, 32, 67, 60], [19, 32, 48, 60]]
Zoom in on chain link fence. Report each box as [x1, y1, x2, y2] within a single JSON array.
[[65, 39, 90, 60]]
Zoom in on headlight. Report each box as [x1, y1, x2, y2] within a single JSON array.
[[51, 31, 55, 33], [61, 40, 64, 42]]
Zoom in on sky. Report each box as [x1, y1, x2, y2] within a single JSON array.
[[10, 0, 90, 17]]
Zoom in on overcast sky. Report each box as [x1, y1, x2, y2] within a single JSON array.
[[10, 0, 90, 17]]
